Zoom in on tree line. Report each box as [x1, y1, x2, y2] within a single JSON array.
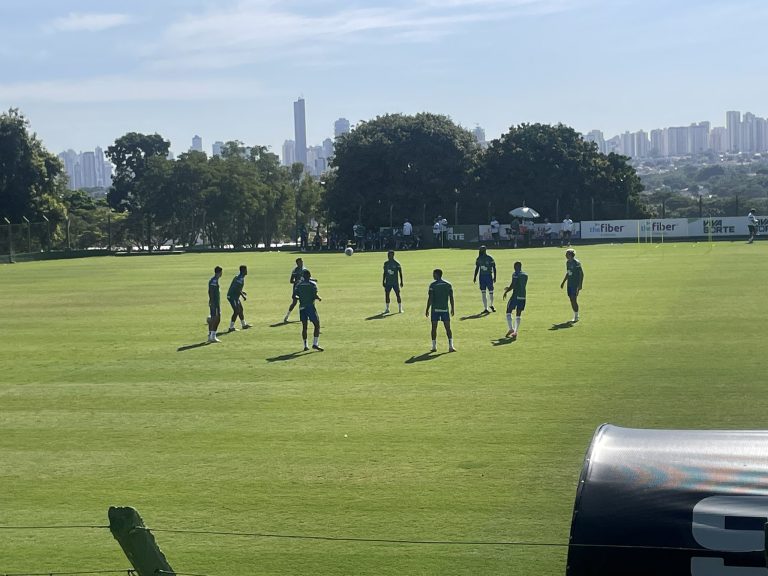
[[2, 107, 652, 252]]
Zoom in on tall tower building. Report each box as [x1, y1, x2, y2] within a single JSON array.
[[191, 135, 203, 153], [334, 117, 351, 138], [212, 141, 224, 156], [81, 152, 97, 188], [726, 111, 741, 153], [293, 97, 308, 168]]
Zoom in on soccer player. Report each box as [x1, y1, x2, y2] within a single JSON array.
[[382, 250, 404, 314], [561, 214, 574, 247], [293, 269, 323, 351], [207, 266, 223, 343], [283, 257, 306, 322], [227, 264, 252, 331], [748, 209, 758, 243], [425, 268, 456, 352], [560, 248, 584, 323], [502, 261, 527, 339], [473, 246, 497, 313]]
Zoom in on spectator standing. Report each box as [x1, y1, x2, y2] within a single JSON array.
[[747, 209, 759, 243], [561, 215, 574, 247]]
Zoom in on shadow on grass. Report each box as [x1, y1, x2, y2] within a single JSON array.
[[365, 312, 390, 321], [549, 321, 574, 331], [405, 351, 447, 363], [269, 320, 298, 327], [177, 341, 210, 352], [266, 350, 309, 363], [491, 336, 516, 346], [460, 311, 490, 321]]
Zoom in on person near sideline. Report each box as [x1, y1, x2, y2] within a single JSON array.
[[748, 209, 759, 243], [561, 215, 574, 247]]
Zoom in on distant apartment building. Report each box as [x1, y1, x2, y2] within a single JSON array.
[[282, 140, 296, 167], [191, 135, 203, 153], [585, 130, 607, 154], [212, 141, 224, 156], [726, 111, 741, 152], [58, 148, 113, 191], [472, 126, 487, 147], [334, 117, 350, 138]]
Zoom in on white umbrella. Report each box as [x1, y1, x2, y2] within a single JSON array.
[[509, 206, 540, 219]]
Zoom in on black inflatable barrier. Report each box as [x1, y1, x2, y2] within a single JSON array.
[[568, 424, 768, 575]]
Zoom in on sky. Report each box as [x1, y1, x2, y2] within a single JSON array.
[[1, 0, 767, 157]]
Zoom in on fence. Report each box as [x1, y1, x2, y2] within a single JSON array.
[[0, 216, 120, 261]]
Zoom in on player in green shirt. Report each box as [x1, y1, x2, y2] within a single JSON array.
[[382, 250, 404, 314], [283, 257, 306, 323], [502, 261, 527, 339], [560, 248, 584, 322], [473, 246, 497, 313], [207, 265, 223, 343], [226, 264, 251, 331], [293, 269, 323, 351], [425, 268, 456, 352]]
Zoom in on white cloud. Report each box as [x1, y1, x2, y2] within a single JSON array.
[[48, 12, 135, 33], [147, 0, 578, 69], [0, 76, 262, 103]]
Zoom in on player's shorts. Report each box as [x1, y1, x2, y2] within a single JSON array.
[[209, 303, 221, 317], [227, 296, 241, 311], [479, 275, 494, 292], [384, 283, 400, 295], [567, 285, 580, 297], [506, 297, 526, 314], [431, 310, 450, 322], [300, 305, 319, 323], [749, 225, 757, 234]]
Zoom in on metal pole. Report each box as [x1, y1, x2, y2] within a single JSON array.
[[66, 217, 71, 250], [454, 201, 459, 226], [591, 197, 595, 221], [107, 212, 112, 251], [698, 195, 703, 218], [390, 203, 393, 229], [4, 218, 12, 263], [23, 216, 31, 253], [556, 197, 560, 222], [42, 215, 50, 251]]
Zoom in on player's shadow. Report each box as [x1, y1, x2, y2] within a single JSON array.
[[177, 341, 210, 352], [460, 311, 490, 321], [549, 321, 574, 331], [405, 352, 446, 363], [266, 350, 308, 363], [365, 312, 390, 321], [491, 337, 515, 346], [270, 320, 298, 327]]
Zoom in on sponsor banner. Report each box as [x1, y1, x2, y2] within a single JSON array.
[[581, 219, 689, 239], [689, 216, 768, 236], [568, 425, 768, 576]]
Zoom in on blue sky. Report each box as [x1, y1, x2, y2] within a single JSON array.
[[1, 0, 767, 157]]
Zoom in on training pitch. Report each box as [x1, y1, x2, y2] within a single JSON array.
[[1, 241, 766, 575]]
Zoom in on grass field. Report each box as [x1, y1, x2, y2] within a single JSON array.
[[1, 241, 767, 575]]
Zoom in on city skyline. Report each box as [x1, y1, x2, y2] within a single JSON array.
[[3, 0, 768, 159]]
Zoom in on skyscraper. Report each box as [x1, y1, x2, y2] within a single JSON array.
[[726, 111, 741, 153], [212, 141, 224, 156], [334, 117, 350, 138], [191, 135, 203, 153], [294, 98, 308, 167]]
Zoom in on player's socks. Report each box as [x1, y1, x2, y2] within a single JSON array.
[[448, 338, 456, 352], [573, 312, 579, 322], [481, 291, 488, 310], [506, 313, 514, 331], [384, 305, 390, 313], [241, 320, 250, 328], [303, 339, 308, 350], [229, 322, 236, 330], [313, 337, 319, 347], [489, 292, 494, 307], [514, 316, 521, 332], [283, 312, 290, 322], [431, 339, 437, 352], [398, 303, 403, 313]]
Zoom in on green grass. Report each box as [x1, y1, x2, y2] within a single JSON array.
[[1, 241, 766, 575]]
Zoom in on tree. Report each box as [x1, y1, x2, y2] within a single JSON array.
[[106, 132, 171, 249], [473, 123, 646, 222], [0, 108, 67, 224], [326, 113, 479, 232]]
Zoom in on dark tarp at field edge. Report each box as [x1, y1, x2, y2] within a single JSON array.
[[568, 424, 768, 575]]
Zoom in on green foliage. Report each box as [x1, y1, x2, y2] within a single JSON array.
[[0, 108, 67, 224], [327, 113, 479, 230], [473, 123, 646, 221]]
